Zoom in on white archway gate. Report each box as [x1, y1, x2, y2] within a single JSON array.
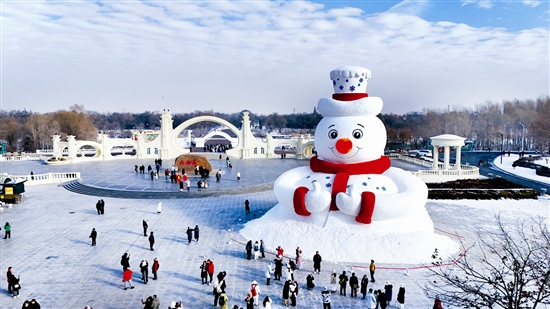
[[49, 111, 315, 163]]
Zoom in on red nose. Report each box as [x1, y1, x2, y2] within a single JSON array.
[[335, 138, 353, 154]]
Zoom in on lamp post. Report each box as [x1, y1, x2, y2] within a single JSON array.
[[496, 133, 503, 164], [518, 122, 525, 155]]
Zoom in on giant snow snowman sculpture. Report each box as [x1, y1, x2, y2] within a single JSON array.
[[240, 66, 457, 264]]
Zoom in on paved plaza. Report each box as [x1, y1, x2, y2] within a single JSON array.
[[0, 157, 547, 309]]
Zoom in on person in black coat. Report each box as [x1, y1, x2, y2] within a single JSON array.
[[306, 273, 315, 290], [282, 280, 291, 306], [338, 271, 348, 296], [274, 256, 283, 280], [186, 227, 193, 244], [313, 251, 322, 273], [89, 228, 97, 246], [245, 240, 253, 260], [148, 232, 155, 251], [194, 225, 200, 242], [142, 219, 148, 236], [378, 289, 388, 309], [121, 253, 130, 270], [360, 274, 369, 299], [397, 285, 405, 309], [349, 272, 359, 298]]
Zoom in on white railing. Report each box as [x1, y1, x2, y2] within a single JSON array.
[[388, 153, 480, 181], [2, 172, 81, 185], [0, 155, 44, 161]]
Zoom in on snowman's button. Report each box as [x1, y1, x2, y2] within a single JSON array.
[[376, 187, 379, 190], [325, 176, 331, 179], [367, 177, 371, 180], [362, 182, 367, 186], [325, 183, 332, 188]]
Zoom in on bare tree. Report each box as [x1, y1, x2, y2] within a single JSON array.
[[423, 216, 550, 309]]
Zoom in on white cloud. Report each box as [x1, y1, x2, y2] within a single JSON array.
[[1, 1, 548, 116], [387, 0, 432, 16], [461, 0, 494, 9], [522, 0, 541, 8]]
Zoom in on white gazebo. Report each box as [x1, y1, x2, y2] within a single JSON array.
[[430, 134, 466, 170]]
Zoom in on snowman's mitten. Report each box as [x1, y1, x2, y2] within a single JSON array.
[[294, 182, 331, 215], [335, 184, 361, 216]]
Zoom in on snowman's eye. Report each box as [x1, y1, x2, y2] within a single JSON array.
[[328, 129, 338, 139], [352, 129, 363, 139]]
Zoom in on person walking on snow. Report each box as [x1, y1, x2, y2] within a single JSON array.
[[260, 240, 266, 259], [338, 271, 348, 296], [313, 251, 322, 274], [366, 289, 377, 309], [265, 262, 273, 285], [321, 287, 331, 309], [384, 281, 393, 307], [122, 268, 135, 290], [186, 227, 193, 244], [200, 261, 208, 285], [207, 259, 215, 284], [246, 240, 253, 260], [89, 228, 97, 246], [152, 258, 159, 280], [121, 253, 130, 270], [140, 259, 149, 284], [253, 241, 260, 260], [149, 231, 155, 251], [369, 260, 376, 283], [295, 247, 302, 269], [397, 284, 406, 309], [349, 272, 359, 298], [251, 281, 260, 306], [4, 222, 11, 239], [142, 219, 148, 236], [194, 225, 200, 241], [360, 274, 369, 299]]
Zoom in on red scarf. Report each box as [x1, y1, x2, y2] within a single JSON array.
[[310, 156, 390, 211], [310, 156, 390, 175]]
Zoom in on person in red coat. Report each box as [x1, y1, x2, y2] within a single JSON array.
[[152, 258, 160, 280], [122, 268, 134, 290], [207, 259, 215, 284]]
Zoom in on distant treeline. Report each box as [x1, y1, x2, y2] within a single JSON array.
[[1, 96, 548, 153]]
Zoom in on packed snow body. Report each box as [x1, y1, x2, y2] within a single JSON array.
[[241, 66, 457, 263]]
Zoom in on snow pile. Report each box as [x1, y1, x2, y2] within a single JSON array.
[[240, 204, 459, 264]]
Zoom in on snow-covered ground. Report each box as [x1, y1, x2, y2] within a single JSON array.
[[493, 154, 550, 184]]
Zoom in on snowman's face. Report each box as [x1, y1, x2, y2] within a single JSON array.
[[315, 115, 386, 164]]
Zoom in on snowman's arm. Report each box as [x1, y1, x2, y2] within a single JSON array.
[[273, 167, 312, 209], [373, 167, 428, 220]]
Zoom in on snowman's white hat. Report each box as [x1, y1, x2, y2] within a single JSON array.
[[331, 66, 371, 94], [318, 66, 383, 117]]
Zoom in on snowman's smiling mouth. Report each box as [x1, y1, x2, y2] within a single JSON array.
[[329, 146, 362, 159]]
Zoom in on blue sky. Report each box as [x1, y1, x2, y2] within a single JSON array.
[[1, 0, 548, 116]]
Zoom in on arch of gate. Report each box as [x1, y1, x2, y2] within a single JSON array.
[[171, 115, 242, 154], [72, 141, 102, 159], [202, 130, 237, 145]]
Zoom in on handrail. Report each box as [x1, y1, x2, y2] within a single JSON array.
[[1, 172, 81, 186]]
